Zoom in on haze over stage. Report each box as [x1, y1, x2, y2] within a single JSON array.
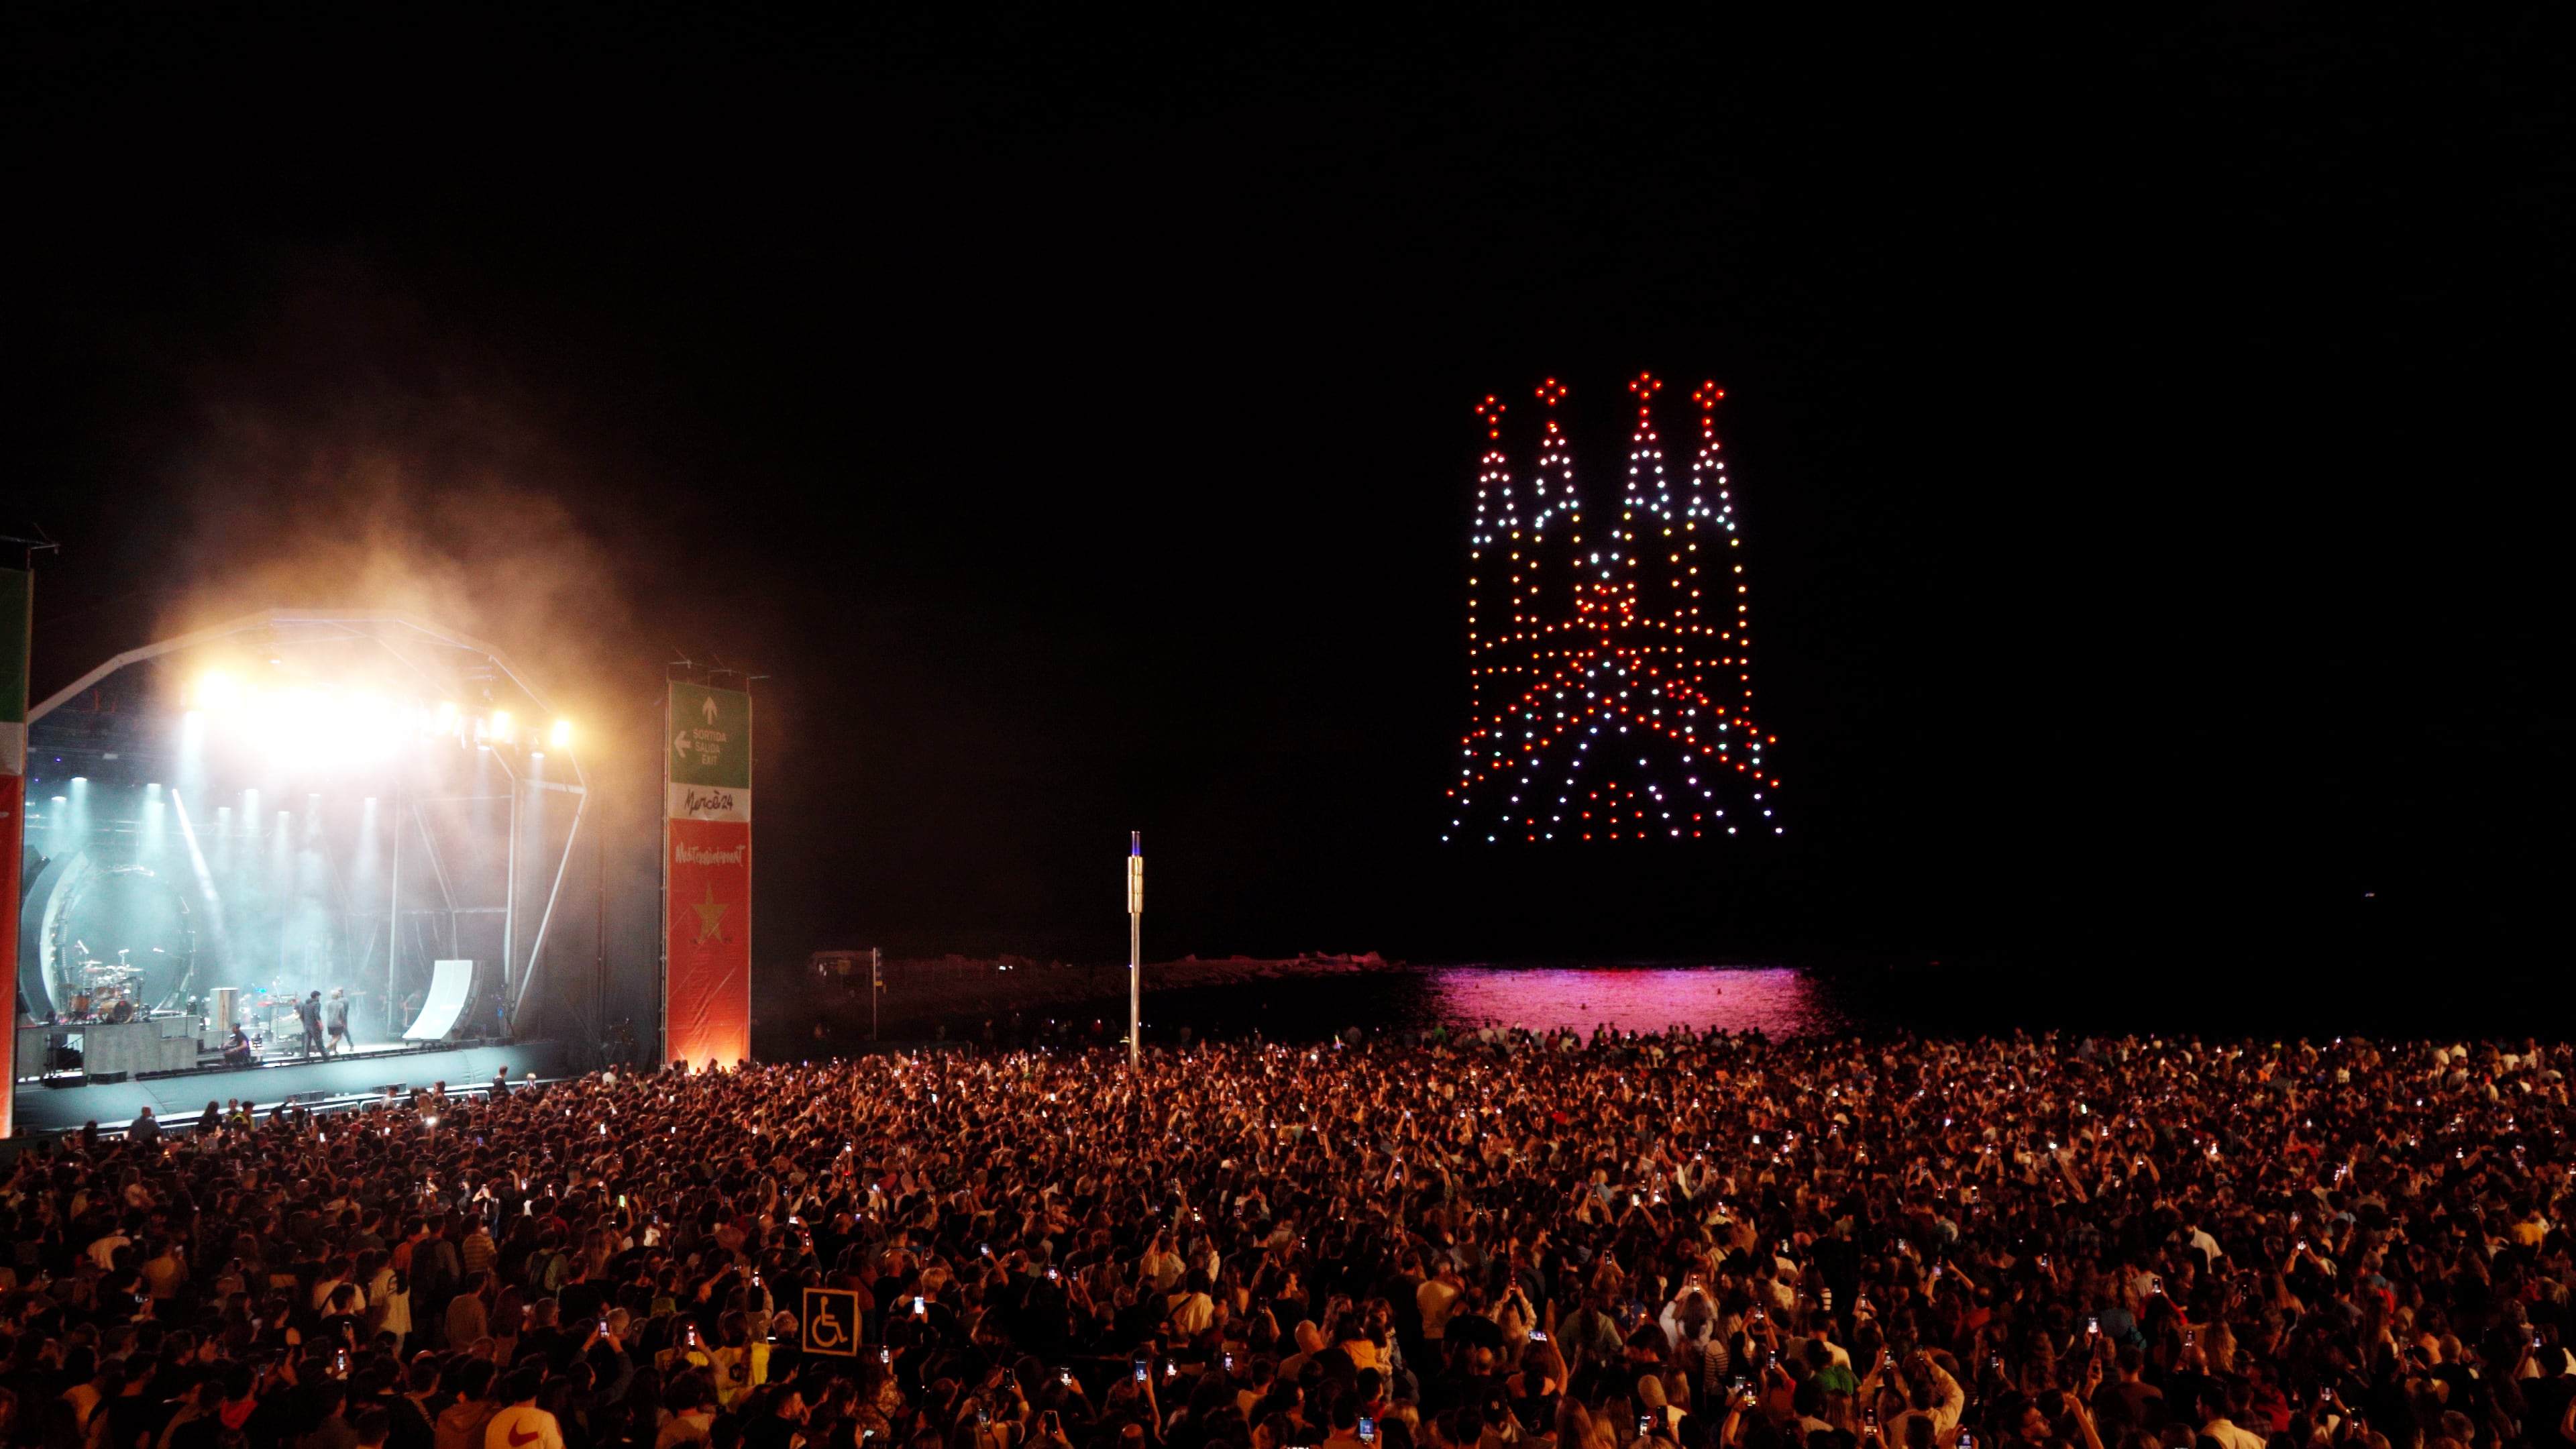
[[15, 612, 606, 1118]]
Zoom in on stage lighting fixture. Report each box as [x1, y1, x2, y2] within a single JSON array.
[[549, 718, 573, 749], [196, 672, 240, 710], [490, 710, 514, 743]]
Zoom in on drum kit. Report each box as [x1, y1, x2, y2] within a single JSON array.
[[66, 953, 146, 1022], [44, 945, 370, 1063]]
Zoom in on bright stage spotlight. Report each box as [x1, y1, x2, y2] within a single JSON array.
[[490, 710, 514, 744], [549, 718, 572, 749], [195, 671, 241, 710], [189, 681, 413, 773]]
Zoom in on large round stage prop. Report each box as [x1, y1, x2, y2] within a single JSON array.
[[15, 853, 201, 1018]]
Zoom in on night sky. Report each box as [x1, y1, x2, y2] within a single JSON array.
[[8, 15, 2559, 1021]]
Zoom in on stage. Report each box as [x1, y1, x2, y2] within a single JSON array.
[[12, 612, 608, 1139], [7, 1036, 568, 1134]]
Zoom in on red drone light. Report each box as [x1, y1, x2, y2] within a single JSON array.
[[1534, 378, 1567, 407]]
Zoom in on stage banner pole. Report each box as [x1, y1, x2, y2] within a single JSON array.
[[664, 681, 752, 1069], [1, 566, 30, 1136]]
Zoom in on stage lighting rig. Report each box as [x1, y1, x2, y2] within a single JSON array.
[[23, 610, 594, 1051]]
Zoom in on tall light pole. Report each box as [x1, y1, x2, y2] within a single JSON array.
[[1126, 830, 1142, 1067]]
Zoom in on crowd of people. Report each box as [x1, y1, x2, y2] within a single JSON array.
[[2, 1028, 2571, 1449]]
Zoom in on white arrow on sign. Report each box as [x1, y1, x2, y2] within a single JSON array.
[[702, 696, 719, 722], [674, 732, 690, 758]]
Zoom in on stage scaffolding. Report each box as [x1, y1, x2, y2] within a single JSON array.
[[19, 611, 600, 1057]]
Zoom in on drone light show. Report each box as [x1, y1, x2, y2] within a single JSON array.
[[1448, 375, 1781, 843]]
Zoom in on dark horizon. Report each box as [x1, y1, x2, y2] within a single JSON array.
[[7, 13, 2559, 1023]]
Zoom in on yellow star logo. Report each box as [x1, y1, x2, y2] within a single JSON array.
[[692, 882, 728, 943]]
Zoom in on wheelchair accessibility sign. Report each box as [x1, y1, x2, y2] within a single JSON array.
[[802, 1288, 860, 1356]]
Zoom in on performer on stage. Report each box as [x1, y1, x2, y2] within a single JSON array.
[[324, 988, 352, 1057], [223, 1024, 256, 1068], [297, 991, 325, 1059]]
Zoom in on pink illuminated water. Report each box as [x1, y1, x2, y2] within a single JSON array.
[[1421, 966, 1833, 1036]]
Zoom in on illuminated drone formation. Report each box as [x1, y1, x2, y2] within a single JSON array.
[[1448, 375, 1781, 842]]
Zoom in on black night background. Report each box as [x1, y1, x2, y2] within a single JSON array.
[[6, 13, 2560, 1039]]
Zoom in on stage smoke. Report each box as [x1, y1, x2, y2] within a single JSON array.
[[178, 710, 207, 805], [352, 796, 380, 898], [267, 808, 291, 901], [170, 792, 229, 979], [142, 783, 168, 862], [44, 793, 73, 858]]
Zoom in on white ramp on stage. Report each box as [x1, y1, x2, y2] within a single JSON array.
[[405, 960, 475, 1040]]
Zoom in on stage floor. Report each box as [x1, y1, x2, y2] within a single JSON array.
[[9, 1038, 570, 1134], [15, 1030, 476, 1087]]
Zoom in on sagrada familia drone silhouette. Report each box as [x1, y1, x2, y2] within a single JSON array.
[[1448, 374, 1781, 843]]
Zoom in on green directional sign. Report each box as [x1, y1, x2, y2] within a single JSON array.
[[668, 683, 751, 790]]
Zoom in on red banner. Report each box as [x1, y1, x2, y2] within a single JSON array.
[[665, 817, 751, 1067]]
